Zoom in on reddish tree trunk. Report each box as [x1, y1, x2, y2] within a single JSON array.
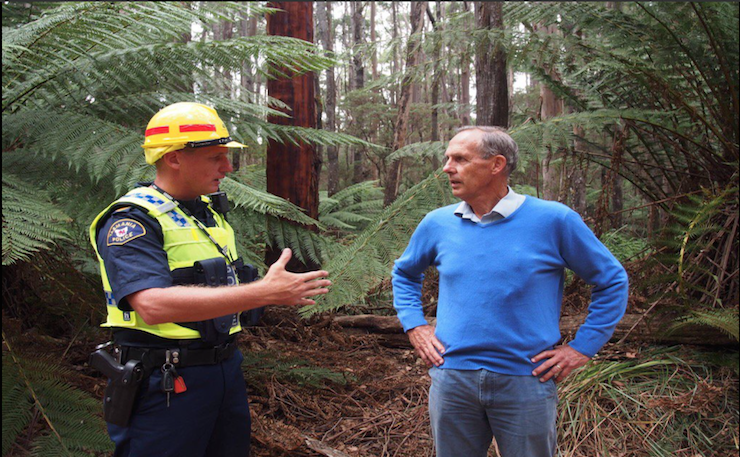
[[266, 2, 320, 270]]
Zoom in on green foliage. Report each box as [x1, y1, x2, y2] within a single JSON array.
[[301, 171, 453, 317], [319, 181, 384, 232], [2, 172, 72, 266], [385, 141, 446, 165], [240, 351, 352, 390], [2, 349, 111, 456], [653, 187, 739, 310], [667, 308, 740, 342], [506, 2, 739, 199], [599, 227, 651, 264]]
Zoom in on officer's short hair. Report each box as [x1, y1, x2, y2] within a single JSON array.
[[456, 126, 519, 175]]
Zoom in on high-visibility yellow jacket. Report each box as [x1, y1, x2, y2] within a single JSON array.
[[90, 186, 242, 340]]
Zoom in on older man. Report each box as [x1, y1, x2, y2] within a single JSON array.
[[392, 126, 628, 457]]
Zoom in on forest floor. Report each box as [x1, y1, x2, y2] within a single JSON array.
[[5, 303, 736, 457]]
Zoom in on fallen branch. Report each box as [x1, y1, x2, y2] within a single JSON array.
[[304, 437, 352, 457]]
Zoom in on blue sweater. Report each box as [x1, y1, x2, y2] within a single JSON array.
[[392, 196, 629, 375]]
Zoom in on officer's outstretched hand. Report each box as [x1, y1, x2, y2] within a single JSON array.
[[261, 248, 331, 306]]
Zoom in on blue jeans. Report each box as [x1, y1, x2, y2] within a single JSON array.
[[429, 367, 558, 457]]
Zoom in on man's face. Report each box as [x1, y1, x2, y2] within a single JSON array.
[[176, 146, 233, 197], [443, 130, 496, 202]]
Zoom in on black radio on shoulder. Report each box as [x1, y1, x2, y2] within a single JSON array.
[[208, 191, 231, 214]]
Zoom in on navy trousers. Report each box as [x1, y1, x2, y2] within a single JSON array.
[[108, 350, 251, 457]]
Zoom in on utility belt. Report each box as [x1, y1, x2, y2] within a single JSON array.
[[88, 340, 238, 427], [119, 340, 237, 376]]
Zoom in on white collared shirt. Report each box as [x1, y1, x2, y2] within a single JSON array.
[[453, 186, 526, 224]]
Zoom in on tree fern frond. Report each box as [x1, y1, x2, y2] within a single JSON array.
[[255, 123, 384, 151], [2, 172, 71, 266], [666, 309, 739, 342], [386, 141, 447, 164], [2, 366, 32, 456], [2, 347, 111, 456], [318, 181, 383, 231], [221, 177, 320, 228]]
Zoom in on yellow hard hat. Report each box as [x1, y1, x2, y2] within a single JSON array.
[[141, 102, 246, 165]]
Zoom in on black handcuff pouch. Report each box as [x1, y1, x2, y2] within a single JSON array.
[[231, 258, 263, 327], [179, 257, 237, 345]]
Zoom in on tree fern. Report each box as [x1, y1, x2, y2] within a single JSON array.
[[2, 337, 112, 456], [666, 309, 740, 342], [301, 171, 453, 317], [319, 181, 384, 232], [2, 172, 71, 266]]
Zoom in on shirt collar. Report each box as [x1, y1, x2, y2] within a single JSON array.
[[454, 187, 524, 222]]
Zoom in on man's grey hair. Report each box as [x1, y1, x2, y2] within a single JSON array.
[[455, 126, 519, 175]]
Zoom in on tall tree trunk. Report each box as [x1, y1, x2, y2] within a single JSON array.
[[391, 2, 399, 104], [316, 2, 339, 196], [383, 2, 425, 206], [570, 121, 588, 215], [459, 2, 472, 125], [428, 2, 442, 168], [234, 8, 258, 170], [538, 23, 565, 202], [565, 26, 588, 215], [595, 125, 627, 237], [351, 1, 368, 184], [475, 2, 508, 127], [266, 2, 319, 271], [370, 2, 378, 81]]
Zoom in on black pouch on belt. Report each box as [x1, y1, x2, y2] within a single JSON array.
[[180, 257, 238, 345]]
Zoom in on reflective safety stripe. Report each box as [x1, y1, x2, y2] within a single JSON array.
[[128, 193, 177, 215], [169, 212, 192, 227], [145, 126, 169, 136], [179, 124, 216, 132]]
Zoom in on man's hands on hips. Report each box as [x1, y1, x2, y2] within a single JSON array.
[[531, 345, 589, 383], [407, 325, 446, 367], [261, 248, 331, 306]]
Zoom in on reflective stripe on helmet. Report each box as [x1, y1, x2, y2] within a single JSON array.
[[145, 126, 170, 136], [180, 124, 216, 133]]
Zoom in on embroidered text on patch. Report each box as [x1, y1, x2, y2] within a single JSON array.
[[107, 219, 146, 246]]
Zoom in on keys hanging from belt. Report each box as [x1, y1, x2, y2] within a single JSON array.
[[161, 350, 187, 407]]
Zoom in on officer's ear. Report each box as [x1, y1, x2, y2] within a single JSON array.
[[160, 150, 183, 171]]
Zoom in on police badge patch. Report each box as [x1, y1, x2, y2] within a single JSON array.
[[107, 219, 146, 246]]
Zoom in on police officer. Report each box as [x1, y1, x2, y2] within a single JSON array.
[[90, 102, 331, 456]]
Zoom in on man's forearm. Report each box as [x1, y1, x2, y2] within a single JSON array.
[[128, 249, 331, 325], [128, 280, 275, 325]]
